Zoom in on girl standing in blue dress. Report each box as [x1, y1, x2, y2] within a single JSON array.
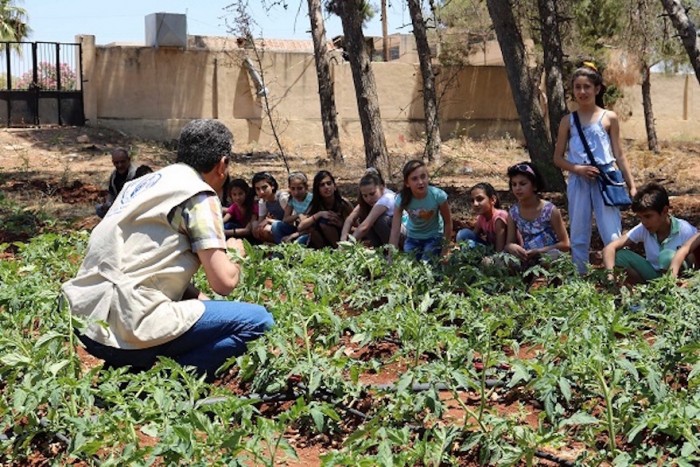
[[553, 62, 636, 273]]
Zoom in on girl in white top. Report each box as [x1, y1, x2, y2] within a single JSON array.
[[251, 172, 289, 243], [341, 168, 403, 247]]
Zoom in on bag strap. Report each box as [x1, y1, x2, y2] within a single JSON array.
[[572, 111, 600, 170]]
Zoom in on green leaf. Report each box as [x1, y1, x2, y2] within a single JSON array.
[[681, 441, 698, 457], [559, 411, 600, 427], [509, 362, 531, 387], [308, 370, 321, 395], [310, 407, 325, 433], [34, 331, 63, 348], [688, 361, 700, 381], [558, 377, 572, 402], [2, 353, 31, 367], [396, 372, 413, 393], [47, 360, 70, 376], [255, 345, 267, 365], [627, 420, 648, 442], [140, 423, 160, 437], [377, 439, 394, 467]]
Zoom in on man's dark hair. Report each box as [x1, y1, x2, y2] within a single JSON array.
[[110, 147, 129, 159], [177, 119, 232, 173], [631, 182, 669, 214]]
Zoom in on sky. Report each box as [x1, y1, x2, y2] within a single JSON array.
[[24, 1, 413, 45]]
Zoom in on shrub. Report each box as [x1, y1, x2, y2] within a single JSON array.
[[13, 62, 78, 91]]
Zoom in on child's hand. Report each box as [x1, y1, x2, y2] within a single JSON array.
[[318, 211, 342, 226], [525, 248, 542, 259], [507, 244, 528, 261], [575, 165, 600, 180]]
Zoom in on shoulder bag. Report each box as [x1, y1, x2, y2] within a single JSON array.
[[572, 111, 632, 209]]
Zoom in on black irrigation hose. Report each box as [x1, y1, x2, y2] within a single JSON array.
[[534, 449, 576, 466], [38, 418, 72, 447], [371, 380, 504, 392]]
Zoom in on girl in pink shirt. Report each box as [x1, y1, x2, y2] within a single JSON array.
[[223, 178, 256, 239], [456, 182, 508, 252]]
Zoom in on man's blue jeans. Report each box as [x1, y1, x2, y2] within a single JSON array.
[[78, 300, 274, 381]]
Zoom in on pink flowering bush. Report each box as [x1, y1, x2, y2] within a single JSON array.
[[14, 62, 78, 91]]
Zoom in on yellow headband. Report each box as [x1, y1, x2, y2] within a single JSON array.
[[582, 61, 598, 72]]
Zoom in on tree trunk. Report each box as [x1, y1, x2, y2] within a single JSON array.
[[536, 0, 568, 146], [641, 63, 660, 153], [334, 0, 390, 176], [307, 0, 343, 163], [407, 0, 442, 163], [659, 0, 700, 85], [485, 0, 566, 192]]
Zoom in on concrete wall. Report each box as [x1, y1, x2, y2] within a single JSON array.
[[78, 35, 521, 146], [77, 35, 699, 147], [619, 74, 698, 141]]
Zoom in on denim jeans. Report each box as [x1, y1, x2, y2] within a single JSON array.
[[403, 235, 443, 261], [455, 228, 487, 246], [270, 220, 296, 244], [78, 300, 274, 381]]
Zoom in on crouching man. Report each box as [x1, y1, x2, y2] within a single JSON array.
[[63, 119, 274, 381]]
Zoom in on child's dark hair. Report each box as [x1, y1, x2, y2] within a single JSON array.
[[470, 182, 500, 209], [357, 168, 385, 218], [572, 60, 606, 108], [400, 160, 427, 209], [631, 183, 669, 214], [252, 172, 278, 192], [308, 170, 348, 215], [135, 164, 153, 178], [507, 161, 545, 193], [229, 178, 255, 222]]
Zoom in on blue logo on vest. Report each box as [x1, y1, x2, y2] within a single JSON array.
[[106, 173, 162, 218]]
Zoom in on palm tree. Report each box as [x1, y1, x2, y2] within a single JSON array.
[[0, 0, 30, 42]]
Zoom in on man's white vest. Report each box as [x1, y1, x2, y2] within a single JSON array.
[[62, 164, 216, 349]]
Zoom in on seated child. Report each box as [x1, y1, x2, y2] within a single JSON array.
[[603, 183, 698, 283], [389, 160, 452, 260], [298, 170, 353, 249], [222, 178, 256, 239], [504, 162, 570, 269], [273, 172, 312, 243], [669, 232, 700, 278], [341, 168, 403, 247], [456, 182, 508, 252], [252, 172, 290, 244]]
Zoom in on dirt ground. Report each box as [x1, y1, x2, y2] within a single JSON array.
[[1, 125, 700, 248]]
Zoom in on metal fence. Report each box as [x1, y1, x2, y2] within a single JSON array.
[[0, 41, 84, 126]]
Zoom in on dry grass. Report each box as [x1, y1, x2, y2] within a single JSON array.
[[1, 126, 699, 231]]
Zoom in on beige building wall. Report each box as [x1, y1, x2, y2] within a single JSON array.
[[619, 74, 698, 141], [77, 35, 698, 148]]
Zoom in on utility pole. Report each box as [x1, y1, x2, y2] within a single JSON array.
[[382, 0, 389, 61]]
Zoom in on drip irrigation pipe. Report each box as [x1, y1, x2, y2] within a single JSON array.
[[371, 380, 504, 392], [534, 449, 576, 466]]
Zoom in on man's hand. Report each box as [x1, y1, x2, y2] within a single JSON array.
[[227, 238, 246, 258]]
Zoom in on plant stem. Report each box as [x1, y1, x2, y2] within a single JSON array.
[[597, 369, 617, 455], [478, 335, 492, 423]]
